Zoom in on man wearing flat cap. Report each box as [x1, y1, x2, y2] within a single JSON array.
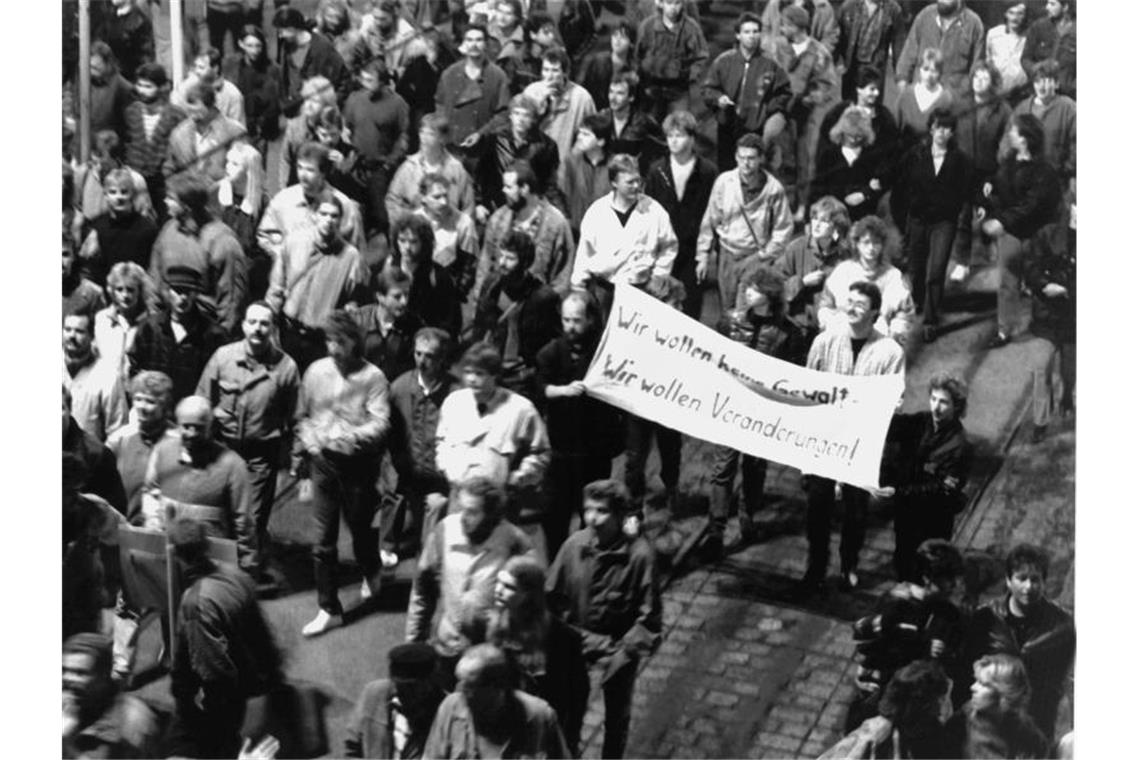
[[345, 642, 447, 759]]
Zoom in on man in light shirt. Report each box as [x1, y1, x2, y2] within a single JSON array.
[[985, 2, 1028, 97], [571, 153, 677, 314], [523, 46, 597, 161]]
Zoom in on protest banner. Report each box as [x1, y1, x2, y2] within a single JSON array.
[[582, 284, 905, 487]]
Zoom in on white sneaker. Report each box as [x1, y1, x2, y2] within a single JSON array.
[[949, 264, 969, 283], [360, 578, 373, 601], [301, 609, 342, 637], [380, 549, 399, 569]]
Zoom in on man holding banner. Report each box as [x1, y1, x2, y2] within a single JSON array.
[[801, 280, 904, 595]]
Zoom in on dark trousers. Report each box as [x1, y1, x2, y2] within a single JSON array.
[[906, 218, 956, 325], [892, 500, 954, 583], [167, 687, 246, 759], [223, 437, 281, 564], [844, 687, 882, 734], [393, 474, 448, 557], [363, 164, 393, 239], [206, 7, 247, 55], [625, 415, 681, 505], [311, 451, 381, 615], [672, 256, 703, 320], [1032, 338, 1076, 427], [545, 452, 614, 557], [598, 652, 639, 759], [803, 475, 870, 580], [709, 444, 768, 533]]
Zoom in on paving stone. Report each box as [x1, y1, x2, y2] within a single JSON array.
[[732, 680, 763, 697], [769, 705, 816, 726], [706, 690, 740, 708], [755, 732, 801, 753]]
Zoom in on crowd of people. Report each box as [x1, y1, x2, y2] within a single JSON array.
[[61, 0, 1076, 757]]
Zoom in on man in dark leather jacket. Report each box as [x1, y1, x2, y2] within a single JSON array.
[[873, 372, 971, 583], [964, 543, 1074, 743]]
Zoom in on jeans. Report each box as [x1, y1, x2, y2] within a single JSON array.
[[995, 232, 1028, 336], [906, 218, 956, 325], [310, 451, 381, 615], [624, 415, 681, 505], [708, 444, 768, 534], [803, 475, 870, 580]]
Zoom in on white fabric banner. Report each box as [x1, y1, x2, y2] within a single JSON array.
[[582, 284, 905, 488]]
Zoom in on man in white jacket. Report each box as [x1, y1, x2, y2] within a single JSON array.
[[571, 153, 678, 312]]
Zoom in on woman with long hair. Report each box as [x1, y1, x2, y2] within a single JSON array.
[[478, 555, 589, 757], [979, 113, 1062, 348], [946, 654, 1051, 758], [219, 142, 268, 297], [812, 106, 889, 223], [315, 0, 361, 64], [95, 262, 157, 387], [817, 215, 915, 344], [223, 25, 281, 158], [278, 75, 338, 190]]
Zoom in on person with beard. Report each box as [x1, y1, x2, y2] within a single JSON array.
[[293, 311, 391, 637], [165, 517, 284, 759], [197, 302, 301, 576], [473, 556, 589, 755], [472, 94, 560, 223], [704, 267, 806, 558], [477, 162, 575, 298], [354, 268, 424, 383], [387, 327, 460, 559], [351, 0, 428, 83], [961, 544, 1074, 742], [896, 0, 985, 99], [274, 6, 352, 119], [163, 79, 248, 186], [123, 63, 185, 219], [424, 643, 570, 758], [871, 373, 972, 582], [702, 12, 792, 173], [406, 477, 535, 688], [259, 142, 366, 270], [345, 643, 448, 759], [129, 266, 229, 400], [78, 42, 135, 145], [535, 290, 623, 556], [695, 133, 794, 315], [267, 189, 370, 371], [62, 633, 161, 758], [546, 478, 661, 759], [143, 396, 256, 570], [466, 231, 562, 403], [151, 171, 248, 335], [63, 310, 130, 444], [387, 213, 463, 339]]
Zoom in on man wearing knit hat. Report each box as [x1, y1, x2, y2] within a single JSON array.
[[345, 642, 447, 758], [129, 265, 229, 401], [63, 632, 161, 758]]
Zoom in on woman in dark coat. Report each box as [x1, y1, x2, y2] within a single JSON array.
[[890, 107, 973, 342], [811, 104, 889, 222], [979, 113, 1061, 348]]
